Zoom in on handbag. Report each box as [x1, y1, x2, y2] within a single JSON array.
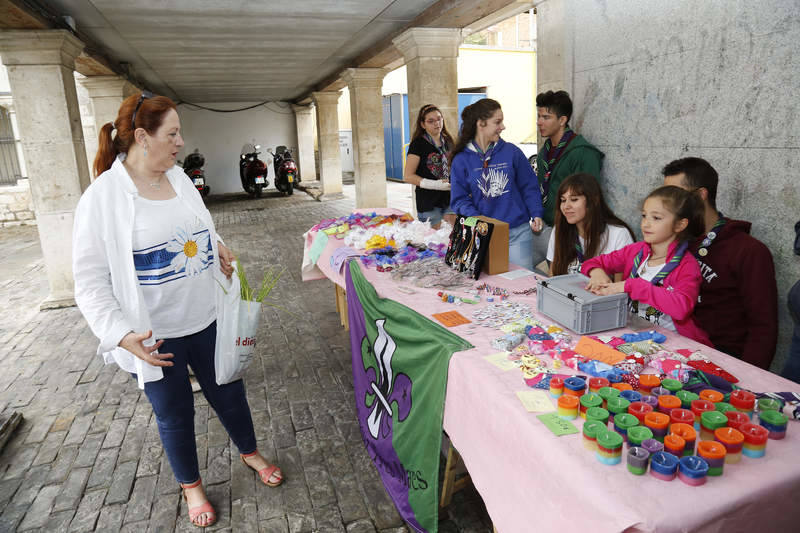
[[214, 264, 261, 385]]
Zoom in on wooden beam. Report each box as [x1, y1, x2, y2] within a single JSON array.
[[0, 0, 49, 29], [304, 0, 520, 100], [0, 0, 122, 77]]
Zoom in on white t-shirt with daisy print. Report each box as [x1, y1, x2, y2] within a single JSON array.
[[132, 195, 216, 338]]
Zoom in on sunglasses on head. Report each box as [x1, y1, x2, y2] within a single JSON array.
[[131, 91, 154, 129]]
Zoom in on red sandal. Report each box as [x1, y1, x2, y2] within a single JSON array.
[[180, 478, 217, 528], [241, 451, 284, 487]]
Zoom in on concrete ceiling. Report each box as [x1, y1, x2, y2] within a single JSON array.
[[1, 0, 529, 103]]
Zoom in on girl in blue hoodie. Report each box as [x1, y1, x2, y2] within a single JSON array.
[[450, 98, 544, 270]]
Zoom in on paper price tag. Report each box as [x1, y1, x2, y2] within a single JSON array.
[[516, 390, 555, 412], [431, 311, 471, 327], [463, 217, 478, 227], [483, 352, 518, 371], [537, 412, 579, 436]]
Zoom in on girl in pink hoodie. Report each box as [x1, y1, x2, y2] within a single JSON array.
[[581, 186, 712, 346]]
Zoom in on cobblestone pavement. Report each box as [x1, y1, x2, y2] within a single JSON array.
[[0, 182, 492, 532]]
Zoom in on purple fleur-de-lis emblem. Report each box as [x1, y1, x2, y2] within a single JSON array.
[[362, 319, 412, 439]]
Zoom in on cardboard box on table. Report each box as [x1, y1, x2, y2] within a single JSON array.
[[477, 216, 509, 275]]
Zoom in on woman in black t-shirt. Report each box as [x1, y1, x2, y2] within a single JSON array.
[[403, 104, 456, 228]]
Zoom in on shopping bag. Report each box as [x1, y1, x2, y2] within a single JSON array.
[[214, 265, 261, 385]]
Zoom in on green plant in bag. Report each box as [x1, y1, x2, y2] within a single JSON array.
[[235, 257, 283, 302], [229, 257, 299, 318]]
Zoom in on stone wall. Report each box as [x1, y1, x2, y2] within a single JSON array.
[[536, 0, 800, 372], [0, 179, 35, 226]]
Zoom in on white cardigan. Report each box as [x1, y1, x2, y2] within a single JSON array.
[[73, 155, 225, 388]]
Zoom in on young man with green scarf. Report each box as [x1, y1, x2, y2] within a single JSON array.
[[533, 90, 605, 269]]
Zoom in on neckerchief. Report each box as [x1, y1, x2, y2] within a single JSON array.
[[423, 132, 448, 155], [575, 236, 584, 263], [539, 127, 575, 203], [423, 133, 450, 181], [694, 215, 726, 258], [470, 140, 496, 169], [629, 241, 688, 314]]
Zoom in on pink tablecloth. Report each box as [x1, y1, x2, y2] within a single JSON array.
[[302, 216, 800, 533]]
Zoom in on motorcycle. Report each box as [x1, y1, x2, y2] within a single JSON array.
[[183, 148, 210, 197], [239, 144, 269, 197], [268, 146, 297, 196]]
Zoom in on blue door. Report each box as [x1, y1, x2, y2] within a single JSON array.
[[382, 94, 405, 180]]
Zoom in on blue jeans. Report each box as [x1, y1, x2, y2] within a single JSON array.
[[134, 321, 257, 484], [781, 280, 800, 383], [508, 222, 534, 271], [417, 206, 454, 227]]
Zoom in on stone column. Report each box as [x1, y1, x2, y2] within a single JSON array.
[[291, 104, 317, 184], [393, 28, 462, 135], [341, 68, 387, 209], [311, 91, 343, 196], [535, 1, 574, 145], [80, 75, 136, 131], [0, 30, 89, 309]]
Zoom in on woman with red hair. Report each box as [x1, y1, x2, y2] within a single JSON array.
[[74, 92, 283, 528]]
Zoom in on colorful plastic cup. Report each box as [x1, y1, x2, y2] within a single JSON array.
[[564, 376, 586, 397], [627, 425, 654, 449], [740, 422, 769, 458], [758, 409, 788, 440], [557, 394, 579, 420], [644, 412, 670, 442], [588, 377, 610, 393], [596, 430, 624, 465], [620, 390, 642, 403], [641, 395, 659, 409], [606, 397, 631, 424], [676, 390, 699, 409], [663, 434, 686, 458], [549, 376, 564, 398], [714, 402, 736, 414], [700, 410, 729, 441], [650, 386, 671, 397], [628, 401, 654, 425], [598, 386, 620, 408], [650, 451, 679, 481], [627, 446, 650, 475], [730, 389, 755, 419], [669, 423, 697, 456], [641, 438, 664, 456], [639, 374, 661, 395], [699, 389, 724, 403], [657, 395, 682, 416], [614, 413, 640, 442], [714, 427, 744, 464], [661, 378, 683, 394], [579, 393, 603, 420], [669, 408, 695, 430], [697, 440, 726, 476], [691, 399, 716, 431], [612, 382, 633, 392], [725, 410, 750, 431], [757, 397, 782, 414], [586, 406, 610, 427], [583, 420, 606, 452], [678, 455, 709, 486]]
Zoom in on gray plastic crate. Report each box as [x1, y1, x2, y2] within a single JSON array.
[[537, 273, 628, 334]]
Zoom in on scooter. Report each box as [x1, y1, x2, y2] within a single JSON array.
[[268, 146, 297, 196], [239, 144, 269, 197], [183, 148, 210, 197]]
